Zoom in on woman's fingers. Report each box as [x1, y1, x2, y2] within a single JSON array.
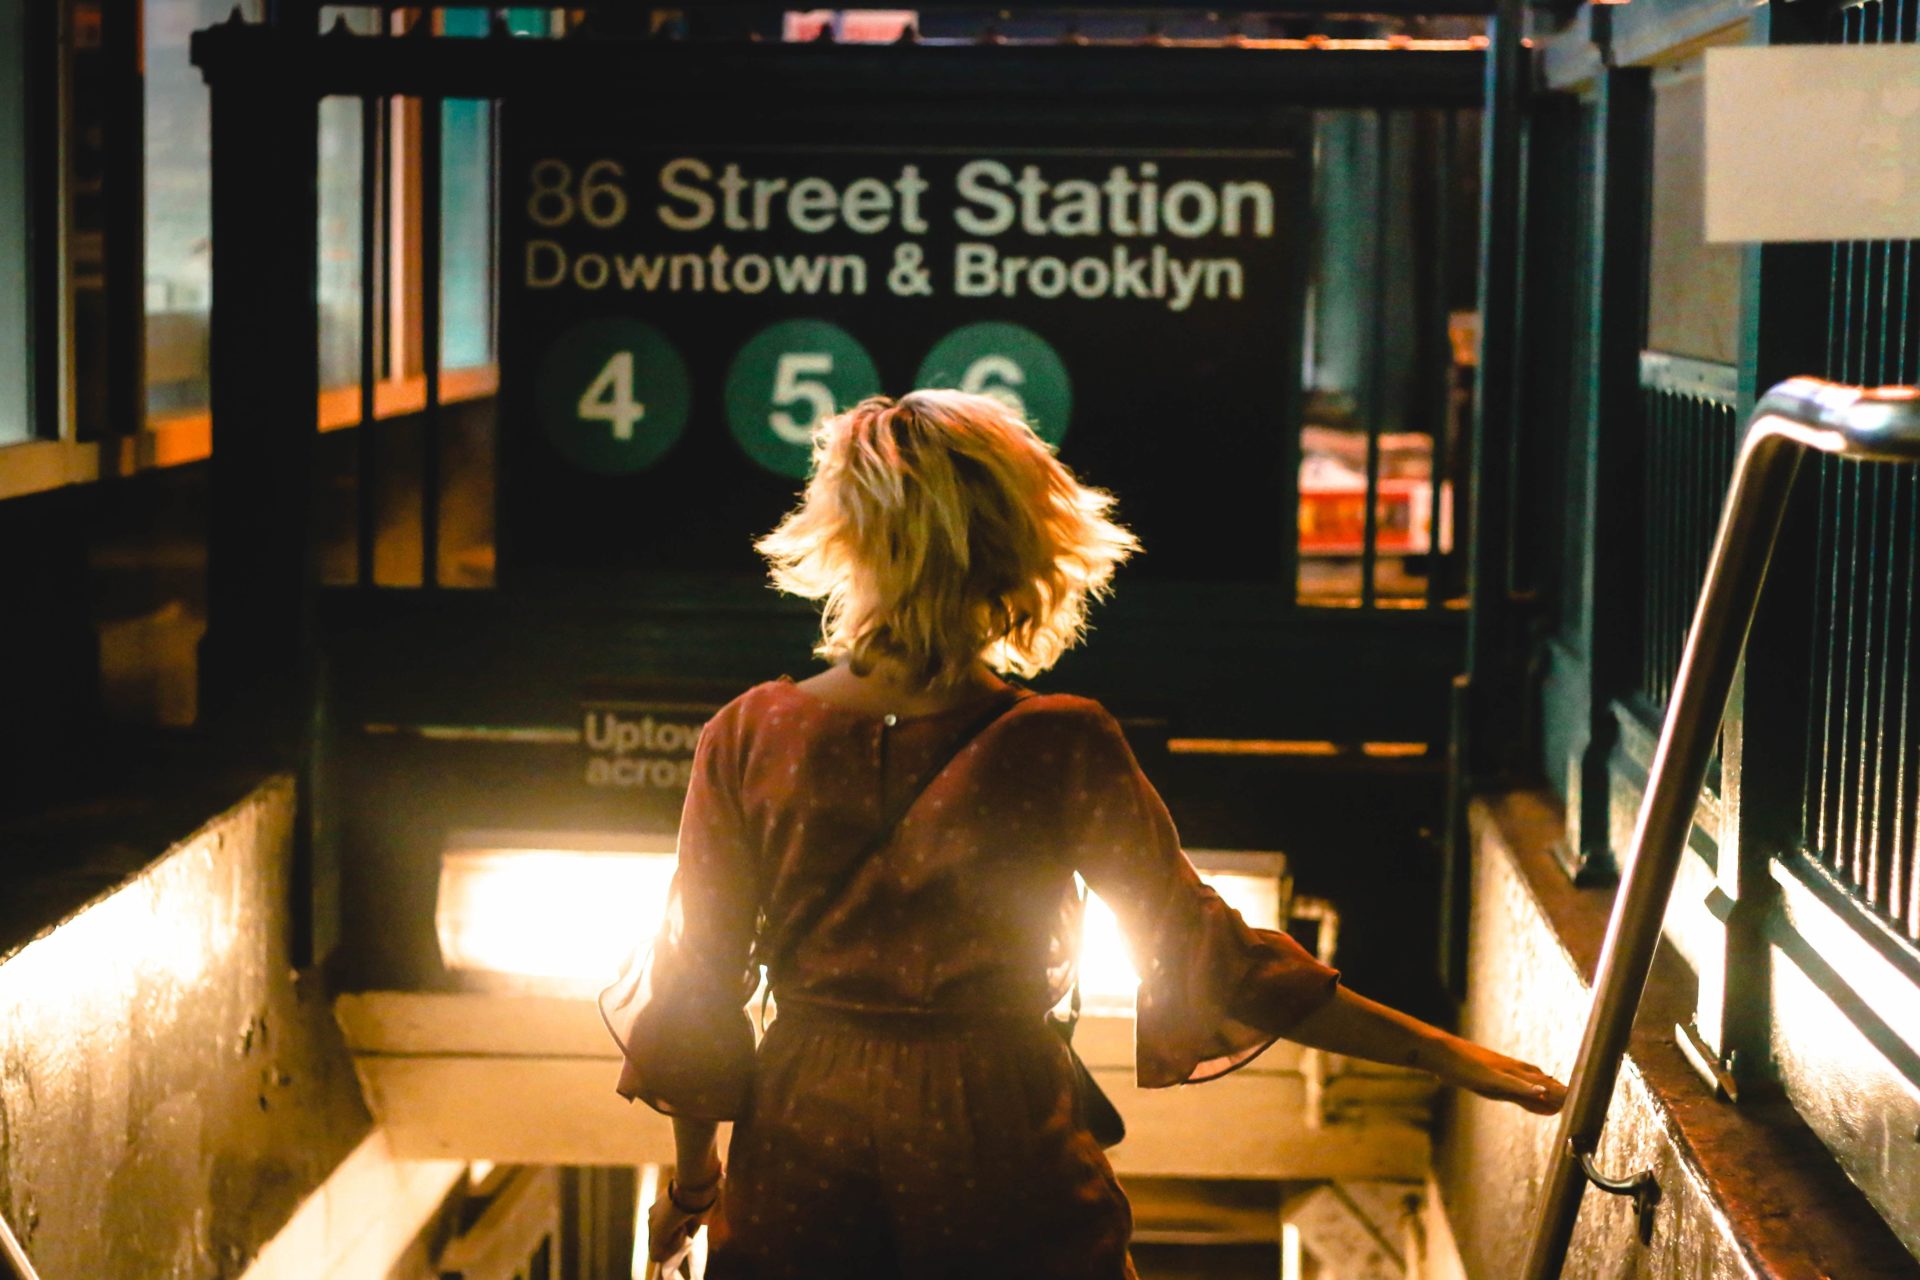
[[1479, 1059, 1568, 1115], [1447, 1042, 1569, 1114], [648, 1193, 705, 1262]]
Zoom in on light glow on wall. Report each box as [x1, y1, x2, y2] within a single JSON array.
[[1077, 859, 1287, 1016], [437, 835, 1290, 1016]]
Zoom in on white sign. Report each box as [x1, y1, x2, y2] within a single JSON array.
[[1705, 46, 1920, 243]]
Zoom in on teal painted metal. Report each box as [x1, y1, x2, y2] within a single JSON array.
[[1637, 361, 1739, 713], [1801, 0, 1920, 943], [0, 0, 32, 446]]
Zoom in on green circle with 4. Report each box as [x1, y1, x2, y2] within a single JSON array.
[[725, 320, 883, 479], [914, 322, 1072, 446], [535, 318, 692, 475]]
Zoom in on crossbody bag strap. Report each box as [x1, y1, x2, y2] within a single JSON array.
[[755, 686, 1032, 982]]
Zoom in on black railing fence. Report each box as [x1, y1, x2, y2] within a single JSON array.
[[1637, 353, 1739, 712], [1800, 0, 1920, 939]]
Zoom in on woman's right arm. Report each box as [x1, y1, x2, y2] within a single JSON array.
[[1054, 700, 1564, 1114], [1283, 985, 1566, 1115]]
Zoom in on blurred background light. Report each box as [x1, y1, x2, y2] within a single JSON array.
[[437, 835, 1291, 1017], [1078, 855, 1290, 1016], [436, 832, 679, 989]]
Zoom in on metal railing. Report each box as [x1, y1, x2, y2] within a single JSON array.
[[1520, 377, 1920, 1279], [1636, 353, 1740, 712], [2, 1208, 38, 1280]]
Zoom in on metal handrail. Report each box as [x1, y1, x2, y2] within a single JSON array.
[[1520, 377, 1920, 1279], [1, 1208, 38, 1280]]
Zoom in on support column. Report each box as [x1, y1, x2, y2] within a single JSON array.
[[1684, 0, 1831, 1099], [1564, 65, 1652, 881], [1444, 0, 1530, 994], [196, 20, 319, 762]]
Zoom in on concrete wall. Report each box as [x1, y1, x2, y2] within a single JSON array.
[[1434, 793, 1914, 1280], [0, 776, 372, 1278]]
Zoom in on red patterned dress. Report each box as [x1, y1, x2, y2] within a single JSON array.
[[601, 677, 1339, 1279]]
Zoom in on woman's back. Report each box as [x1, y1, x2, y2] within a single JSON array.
[[604, 674, 1341, 1120]]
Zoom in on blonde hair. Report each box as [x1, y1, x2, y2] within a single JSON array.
[[755, 389, 1139, 690]]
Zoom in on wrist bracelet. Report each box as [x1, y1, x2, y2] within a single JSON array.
[[668, 1176, 719, 1214]]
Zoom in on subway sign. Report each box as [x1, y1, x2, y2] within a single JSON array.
[[500, 107, 1308, 581]]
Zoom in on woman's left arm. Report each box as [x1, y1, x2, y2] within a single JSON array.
[[1283, 985, 1566, 1115], [649, 1118, 723, 1263]]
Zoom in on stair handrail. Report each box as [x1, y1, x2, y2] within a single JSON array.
[[1519, 377, 1920, 1279], [2, 1207, 38, 1280]]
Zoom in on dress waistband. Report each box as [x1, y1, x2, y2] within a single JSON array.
[[772, 990, 1049, 1038]]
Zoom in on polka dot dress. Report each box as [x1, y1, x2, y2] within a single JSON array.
[[600, 678, 1339, 1280]]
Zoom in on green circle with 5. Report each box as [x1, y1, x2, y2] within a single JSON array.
[[915, 322, 1071, 446], [726, 320, 882, 478], [534, 318, 692, 475]]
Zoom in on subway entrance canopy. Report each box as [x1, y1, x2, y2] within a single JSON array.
[[187, 8, 1485, 1037], [191, 13, 1485, 742]]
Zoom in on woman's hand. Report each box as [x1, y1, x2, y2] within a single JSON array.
[[649, 1170, 721, 1266], [1437, 1036, 1568, 1115]]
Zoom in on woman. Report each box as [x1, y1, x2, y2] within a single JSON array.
[[602, 390, 1565, 1279]]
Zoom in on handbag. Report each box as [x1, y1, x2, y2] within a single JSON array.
[[1048, 934, 1127, 1149]]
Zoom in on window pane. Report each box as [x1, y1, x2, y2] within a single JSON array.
[[1297, 109, 1460, 609], [144, 0, 264, 419], [318, 96, 365, 391], [442, 99, 493, 370], [0, 0, 30, 444]]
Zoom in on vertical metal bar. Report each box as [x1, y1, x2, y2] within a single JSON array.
[[1651, 395, 1665, 699], [1876, 461, 1903, 909], [102, 0, 144, 445], [1821, 458, 1845, 868], [1461, 0, 1528, 773], [195, 20, 321, 750], [1652, 397, 1665, 700], [1836, 459, 1861, 879], [420, 95, 443, 588], [356, 93, 380, 588], [1655, 395, 1669, 700], [1361, 110, 1389, 610], [1898, 206, 1918, 934], [1905, 466, 1920, 936], [1427, 109, 1454, 612], [1667, 400, 1683, 698], [1798, 458, 1821, 853]]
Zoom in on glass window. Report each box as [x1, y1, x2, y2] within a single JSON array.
[[0, 0, 32, 444], [440, 9, 501, 370], [440, 97, 493, 370], [1297, 108, 1469, 610], [318, 95, 367, 391], [144, 0, 266, 419]]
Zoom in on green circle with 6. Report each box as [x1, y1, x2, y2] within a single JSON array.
[[534, 318, 692, 475], [915, 322, 1072, 446], [725, 320, 883, 479]]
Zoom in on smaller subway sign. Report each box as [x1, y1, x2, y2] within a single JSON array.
[[581, 703, 709, 792]]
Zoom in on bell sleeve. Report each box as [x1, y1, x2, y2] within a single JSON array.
[[1062, 703, 1340, 1087], [598, 705, 761, 1119]]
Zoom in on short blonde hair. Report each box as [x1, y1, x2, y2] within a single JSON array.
[[755, 389, 1139, 689]]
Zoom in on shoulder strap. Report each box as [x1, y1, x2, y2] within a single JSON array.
[[756, 687, 1031, 981]]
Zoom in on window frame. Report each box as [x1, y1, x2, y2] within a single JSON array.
[[0, 0, 503, 502]]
